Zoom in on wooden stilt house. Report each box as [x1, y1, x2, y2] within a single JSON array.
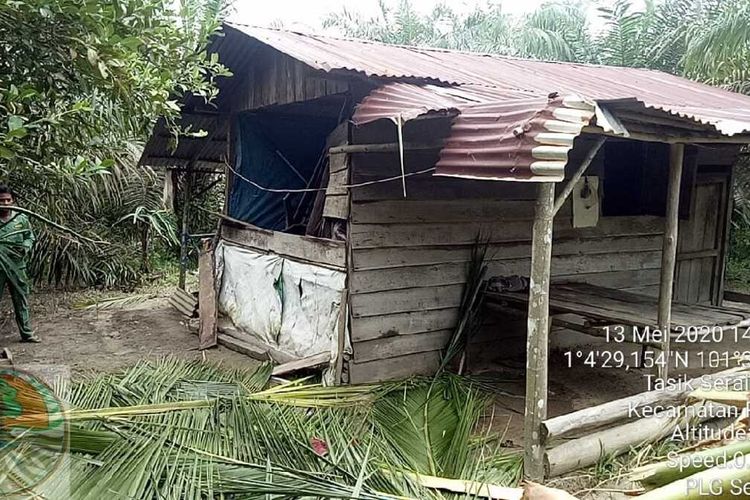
[[140, 24, 750, 479]]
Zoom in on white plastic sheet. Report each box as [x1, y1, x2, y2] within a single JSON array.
[[216, 242, 347, 362]]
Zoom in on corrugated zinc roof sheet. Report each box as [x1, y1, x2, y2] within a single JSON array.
[[436, 95, 596, 182], [227, 23, 750, 137], [353, 83, 595, 181], [223, 24, 750, 182]]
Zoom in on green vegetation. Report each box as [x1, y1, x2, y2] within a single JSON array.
[[0, 0, 228, 287], [326, 0, 750, 91], [14, 358, 521, 498]]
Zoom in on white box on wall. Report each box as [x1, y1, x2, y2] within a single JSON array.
[[573, 175, 600, 228]]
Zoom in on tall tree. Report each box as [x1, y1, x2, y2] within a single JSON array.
[[0, 0, 230, 286], [514, 1, 593, 62]]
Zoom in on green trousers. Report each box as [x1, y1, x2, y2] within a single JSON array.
[[0, 271, 34, 340]]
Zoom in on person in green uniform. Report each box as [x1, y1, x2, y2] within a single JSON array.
[[0, 184, 40, 343]]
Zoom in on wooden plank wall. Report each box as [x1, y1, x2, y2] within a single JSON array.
[[673, 146, 739, 305], [230, 49, 350, 112], [345, 123, 678, 383], [323, 122, 351, 220]]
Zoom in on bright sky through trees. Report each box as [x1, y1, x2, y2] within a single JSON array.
[[231, 0, 558, 31]]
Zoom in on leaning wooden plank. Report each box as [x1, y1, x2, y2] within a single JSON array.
[[545, 401, 729, 477], [171, 287, 197, 308], [198, 242, 218, 350], [543, 367, 748, 441], [168, 296, 195, 318], [216, 333, 269, 361], [171, 290, 197, 310], [175, 287, 197, 305], [187, 323, 282, 363], [219, 325, 297, 365], [322, 193, 349, 219], [271, 352, 331, 377]]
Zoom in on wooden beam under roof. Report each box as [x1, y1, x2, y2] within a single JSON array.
[[583, 126, 750, 144]]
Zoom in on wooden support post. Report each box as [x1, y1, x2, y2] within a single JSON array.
[[524, 182, 556, 481], [178, 162, 195, 290], [333, 288, 349, 385], [657, 143, 685, 382], [177, 119, 225, 290]]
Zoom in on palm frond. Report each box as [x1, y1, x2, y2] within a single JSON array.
[[8, 358, 524, 498]]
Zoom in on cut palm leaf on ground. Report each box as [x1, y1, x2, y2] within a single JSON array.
[[8, 358, 530, 499]]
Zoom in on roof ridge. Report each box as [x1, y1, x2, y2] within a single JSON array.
[[223, 22, 662, 73]]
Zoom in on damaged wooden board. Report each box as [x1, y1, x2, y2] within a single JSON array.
[[323, 152, 350, 219], [272, 352, 331, 376], [221, 223, 346, 270], [218, 323, 297, 365], [198, 243, 218, 350]]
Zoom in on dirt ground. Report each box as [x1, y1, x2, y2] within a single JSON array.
[[0, 291, 257, 375]]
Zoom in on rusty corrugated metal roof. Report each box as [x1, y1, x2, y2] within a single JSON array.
[[437, 96, 596, 182], [352, 82, 535, 124], [217, 24, 750, 181], [352, 83, 595, 181], [140, 114, 228, 170], [228, 23, 750, 136]]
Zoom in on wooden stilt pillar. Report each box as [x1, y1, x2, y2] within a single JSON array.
[[657, 143, 685, 382], [524, 182, 556, 480], [178, 162, 195, 290]]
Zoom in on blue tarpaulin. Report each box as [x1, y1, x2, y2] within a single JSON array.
[[228, 113, 333, 231]]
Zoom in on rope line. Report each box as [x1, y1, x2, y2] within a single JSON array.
[[224, 161, 435, 194]]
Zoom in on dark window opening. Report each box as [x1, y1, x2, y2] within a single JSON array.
[[226, 95, 350, 239], [601, 141, 693, 219]]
